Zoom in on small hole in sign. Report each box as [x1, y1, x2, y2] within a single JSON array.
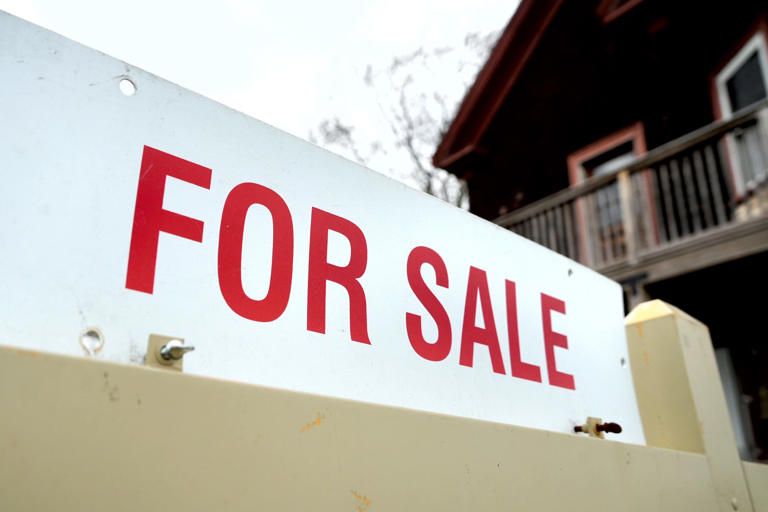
[[620, 357, 627, 368], [79, 327, 105, 357], [119, 78, 136, 96]]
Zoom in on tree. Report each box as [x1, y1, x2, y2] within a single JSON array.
[[309, 31, 498, 209]]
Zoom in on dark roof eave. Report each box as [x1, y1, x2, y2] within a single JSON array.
[[432, 0, 564, 172]]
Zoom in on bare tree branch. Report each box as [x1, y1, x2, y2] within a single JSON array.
[[309, 30, 499, 207]]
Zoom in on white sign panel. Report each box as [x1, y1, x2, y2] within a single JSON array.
[[0, 12, 644, 442]]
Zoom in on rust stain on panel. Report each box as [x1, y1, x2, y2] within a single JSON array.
[[300, 412, 326, 433], [351, 490, 372, 511], [101, 371, 120, 402], [14, 348, 40, 358]]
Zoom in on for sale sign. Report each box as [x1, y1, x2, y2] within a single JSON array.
[[0, 12, 644, 442]]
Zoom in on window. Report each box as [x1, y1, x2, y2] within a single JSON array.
[[726, 52, 767, 112], [567, 124, 652, 266], [581, 141, 635, 232], [714, 31, 768, 194]]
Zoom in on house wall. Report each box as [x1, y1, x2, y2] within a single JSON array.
[[465, 0, 768, 221]]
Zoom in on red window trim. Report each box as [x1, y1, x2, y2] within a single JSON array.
[[567, 123, 646, 186]]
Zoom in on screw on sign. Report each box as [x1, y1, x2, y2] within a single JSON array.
[[573, 417, 623, 438], [574, 423, 622, 434], [125, 146, 575, 388]]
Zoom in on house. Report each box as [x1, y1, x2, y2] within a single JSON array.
[[434, 0, 768, 461]]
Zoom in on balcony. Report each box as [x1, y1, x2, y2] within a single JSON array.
[[495, 101, 768, 292]]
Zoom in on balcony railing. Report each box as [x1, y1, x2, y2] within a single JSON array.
[[495, 101, 768, 272]]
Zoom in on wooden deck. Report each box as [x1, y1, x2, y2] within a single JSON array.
[[495, 101, 768, 295]]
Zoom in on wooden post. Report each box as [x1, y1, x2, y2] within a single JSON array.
[[617, 169, 637, 263], [756, 106, 768, 160], [625, 300, 755, 512]]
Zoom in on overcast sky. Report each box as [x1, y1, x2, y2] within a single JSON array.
[[1, 0, 517, 180]]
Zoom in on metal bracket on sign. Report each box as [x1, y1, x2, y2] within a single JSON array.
[[145, 334, 194, 372]]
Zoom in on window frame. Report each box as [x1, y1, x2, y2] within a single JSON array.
[[713, 28, 768, 197], [566, 123, 658, 266], [714, 31, 768, 118]]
